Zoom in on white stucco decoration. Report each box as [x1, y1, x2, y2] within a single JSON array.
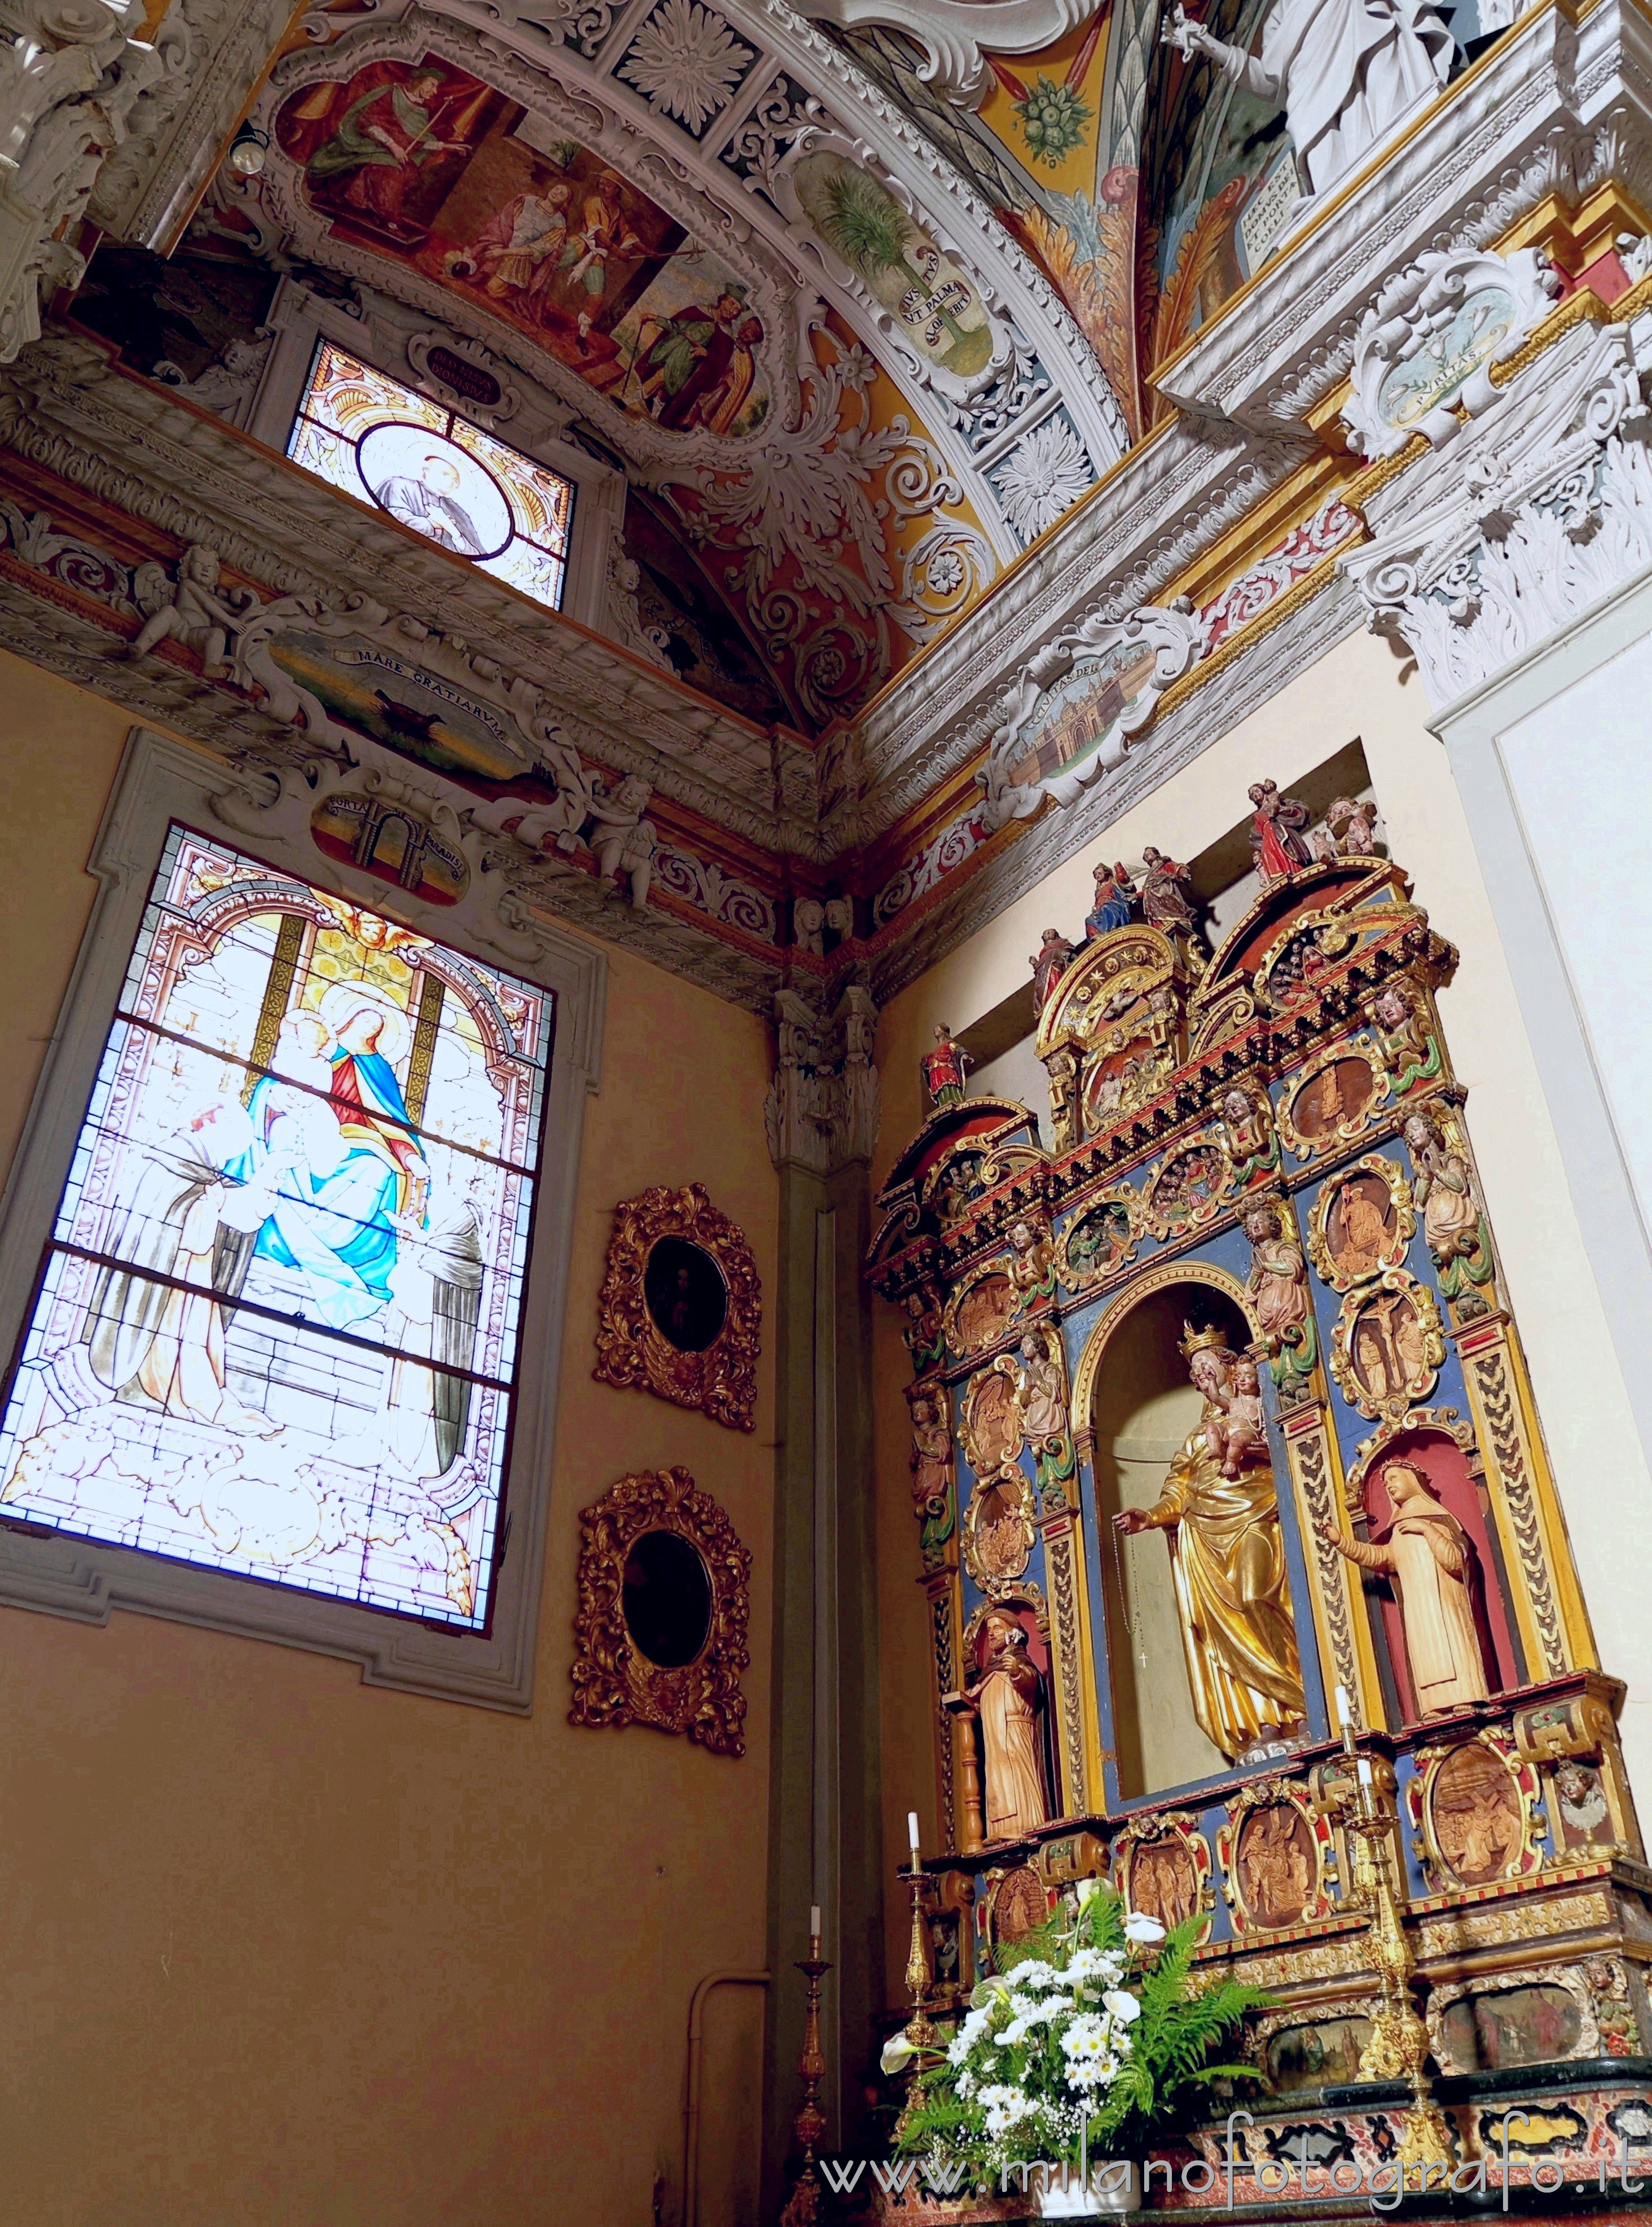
[[802, 0, 1093, 107], [977, 598, 1211, 829], [1341, 245, 1563, 460]]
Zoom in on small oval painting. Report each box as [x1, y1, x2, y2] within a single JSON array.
[[622, 1527, 713, 1667], [644, 1236, 729, 1354]]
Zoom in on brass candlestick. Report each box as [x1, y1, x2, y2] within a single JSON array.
[[1342, 1736, 1452, 2172], [779, 1932, 831, 2227], [903, 1863, 937, 2050]]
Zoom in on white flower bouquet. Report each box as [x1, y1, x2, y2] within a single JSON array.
[[885, 1879, 1267, 2185]]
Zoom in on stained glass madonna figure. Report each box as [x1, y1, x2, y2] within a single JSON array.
[[0, 827, 552, 1628]]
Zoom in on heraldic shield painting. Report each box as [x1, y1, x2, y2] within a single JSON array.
[[0, 827, 553, 1628], [274, 56, 770, 437]]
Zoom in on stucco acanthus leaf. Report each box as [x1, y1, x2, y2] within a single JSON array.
[[976, 596, 1212, 831], [1341, 246, 1563, 460], [798, 0, 1091, 109], [1340, 314, 1652, 709]]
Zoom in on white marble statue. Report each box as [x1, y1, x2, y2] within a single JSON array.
[[1162, 0, 1452, 200]]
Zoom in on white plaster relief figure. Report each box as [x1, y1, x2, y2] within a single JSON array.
[[1163, 0, 1451, 200], [126, 542, 253, 674]]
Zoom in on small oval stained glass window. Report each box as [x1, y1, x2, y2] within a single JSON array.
[[622, 1529, 713, 1668], [644, 1236, 729, 1354]]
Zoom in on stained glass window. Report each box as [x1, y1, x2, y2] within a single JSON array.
[[287, 339, 575, 612], [0, 827, 553, 1629]]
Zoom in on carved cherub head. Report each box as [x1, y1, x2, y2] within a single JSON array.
[[1402, 1109, 1442, 1156], [1373, 983, 1412, 1029], [1243, 1201, 1281, 1242]]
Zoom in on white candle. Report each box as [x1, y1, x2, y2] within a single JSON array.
[[1357, 1758, 1373, 1788], [1335, 1685, 1352, 1730], [908, 1810, 921, 1857], [810, 1905, 821, 1941]]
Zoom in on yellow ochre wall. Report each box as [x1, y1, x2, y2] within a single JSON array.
[[0, 653, 776, 2227], [870, 624, 1652, 2000]]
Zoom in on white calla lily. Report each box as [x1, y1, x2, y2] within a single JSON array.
[[1102, 1988, 1142, 2024], [880, 2032, 917, 2076], [1123, 1910, 1167, 1944]]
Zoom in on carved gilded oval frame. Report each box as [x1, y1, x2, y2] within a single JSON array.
[[1276, 1040, 1390, 1163], [1056, 1186, 1140, 1294], [592, 1183, 762, 1431], [1307, 1152, 1416, 1293], [568, 1465, 752, 1756], [1328, 1270, 1447, 1421]]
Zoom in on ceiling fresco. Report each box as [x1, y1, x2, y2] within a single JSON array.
[[275, 59, 773, 437]]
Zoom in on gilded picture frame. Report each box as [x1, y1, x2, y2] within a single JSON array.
[[592, 1182, 762, 1432], [1215, 1778, 1333, 1935], [1407, 1729, 1544, 1892], [1328, 1270, 1447, 1421], [1308, 1152, 1416, 1292], [568, 1465, 752, 1756], [1112, 1809, 1215, 1944], [1276, 1040, 1389, 1162], [1055, 1187, 1140, 1292]]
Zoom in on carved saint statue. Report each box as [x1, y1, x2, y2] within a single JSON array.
[[968, 1608, 1049, 1841], [1162, 0, 1451, 200], [922, 1024, 971, 1111], [1030, 928, 1077, 1013], [1242, 779, 1315, 880], [1086, 860, 1139, 938], [1114, 1325, 1305, 1759], [1323, 1461, 1492, 1715], [1008, 1217, 1055, 1297]]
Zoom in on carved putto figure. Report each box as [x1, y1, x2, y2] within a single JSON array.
[[1008, 1216, 1055, 1298], [1086, 859, 1139, 938], [1162, 0, 1451, 200], [128, 544, 252, 674], [1114, 1324, 1305, 1760], [1368, 979, 1437, 1084], [1244, 779, 1314, 881], [1030, 928, 1077, 1012], [968, 1608, 1049, 1842], [587, 771, 656, 912], [1219, 1083, 1275, 1175], [1321, 1462, 1491, 1715], [1327, 797, 1380, 856]]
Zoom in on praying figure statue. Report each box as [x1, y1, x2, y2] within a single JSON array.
[[1162, 0, 1451, 201], [968, 1608, 1049, 1841], [1114, 1325, 1305, 1759], [1321, 1461, 1492, 1715]]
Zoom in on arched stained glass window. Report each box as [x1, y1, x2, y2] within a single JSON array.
[[0, 823, 553, 1629], [288, 339, 575, 612]]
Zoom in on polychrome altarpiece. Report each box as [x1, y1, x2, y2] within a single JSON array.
[[869, 801, 1650, 2195]]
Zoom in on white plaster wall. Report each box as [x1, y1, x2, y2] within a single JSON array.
[[875, 621, 1652, 1801]]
